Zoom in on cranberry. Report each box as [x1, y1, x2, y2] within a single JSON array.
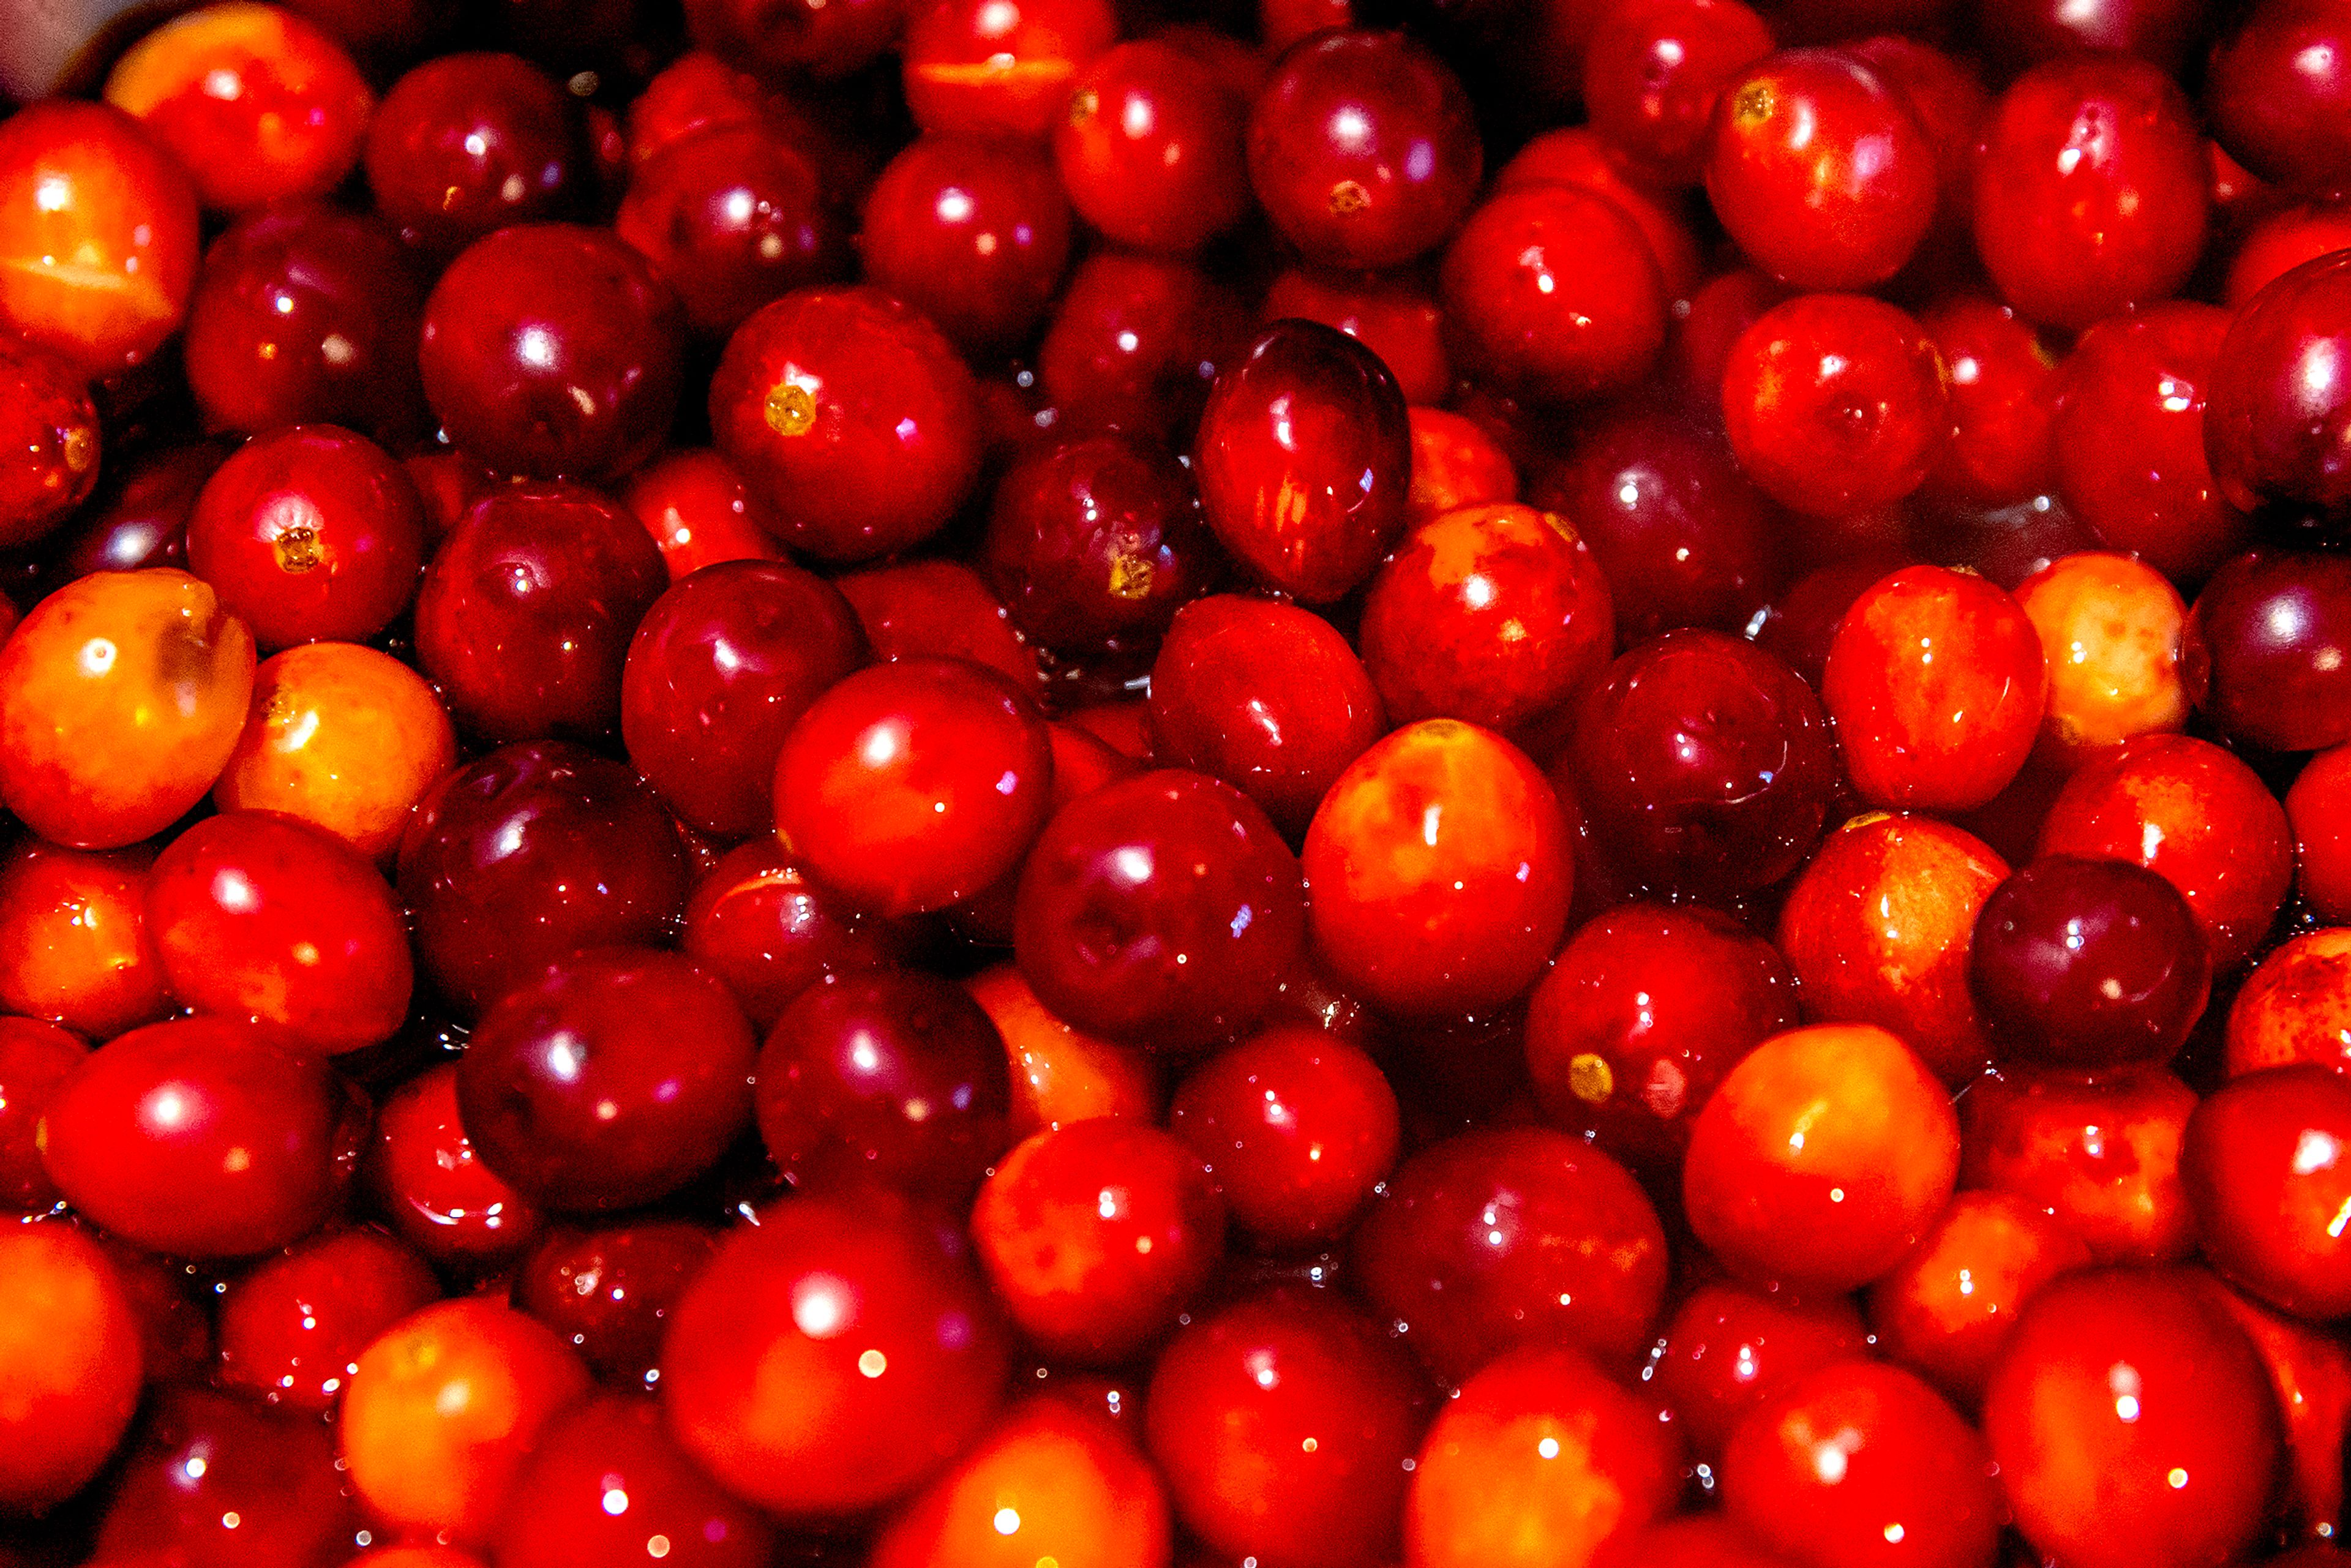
[[1668, 266, 1790, 420], [1192, 319, 1410, 603], [838, 558, 1044, 692], [620, 448, 787, 580], [681, 0, 908, 81], [2226, 200, 2351, 306], [2183, 547, 2351, 752], [616, 124, 842, 341], [1261, 267, 1451, 407], [39, 440, 220, 586], [1971, 54, 2208, 331], [0, 1225, 144, 1514], [2208, 1285, 2351, 1544], [0, 335, 96, 552], [2227, 927, 2351, 1076], [1581, 0, 1773, 184], [710, 286, 983, 563], [2015, 551, 2191, 758], [0, 841, 172, 1041], [858, 138, 1071, 355], [1408, 405, 1520, 522], [1439, 184, 1671, 403], [510, 1222, 717, 1386], [1919, 294, 2058, 509], [2205, 253, 2351, 544], [1651, 1281, 1871, 1458], [1848, 34, 1987, 237], [364, 1062, 547, 1271], [2181, 1065, 2351, 1319], [364, 53, 588, 258], [2208, 0, 2351, 193], [216, 1226, 439, 1412], [2292, 747, 2351, 921], [1038, 249, 1250, 442], [491, 1395, 776, 1568], [967, 962, 1161, 1138], [1056, 39, 1253, 254], [40, 1015, 360, 1258], [679, 841, 906, 1027], [901, 0, 1117, 142], [1960, 1063, 2198, 1264], [0, 1017, 83, 1210], [96, 1384, 356, 1568], [1145, 1288, 1425, 1568], [1865, 1188, 2091, 1408], [1491, 126, 1706, 298]]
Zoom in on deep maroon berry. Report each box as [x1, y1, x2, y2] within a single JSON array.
[[858, 137, 1073, 356], [616, 124, 844, 340], [2205, 252, 2351, 546], [2181, 548, 2351, 752], [513, 1222, 721, 1386], [364, 51, 589, 258], [1038, 250, 1250, 443], [2208, 0, 2351, 195]]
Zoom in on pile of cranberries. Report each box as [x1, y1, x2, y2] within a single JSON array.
[[3, 0, 2351, 1564]]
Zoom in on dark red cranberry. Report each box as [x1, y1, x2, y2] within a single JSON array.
[[40, 1016, 359, 1258], [754, 967, 1012, 1198], [837, 558, 1044, 693], [900, 0, 1119, 142], [514, 1221, 721, 1386], [216, 1227, 440, 1412], [710, 285, 983, 563], [620, 560, 868, 838], [413, 481, 670, 743], [1751, 552, 1915, 688], [858, 137, 1073, 356], [983, 433, 1218, 657], [1979, 0, 2200, 72], [681, 0, 909, 81], [363, 1060, 547, 1269], [2208, 0, 2351, 194], [2183, 1065, 2351, 1319], [683, 840, 917, 1027], [2205, 253, 2351, 545], [1191, 318, 1411, 603], [493, 1394, 776, 1568], [1014, 769, 1307, 1051], [1055, 38, 1253, 254], [1581, 0, 1774, 184], [1971, 54, 2208, 331], [398, 741, 690, 1015], [39, 441, 222, 586], [94, 1386, 356, 1568], [1037, 250, 1250, 443], [0, 1016, 84, 1210], [1566, 629, 1837, 898], [1919, 294, 2058, 509], [1666, 266, 1790, 422], [2182, 548, 2351, 752], [1261, 269, 1447, 410], [612, 124, 842, 342], [0, 334, 96, 550], [364, 52, 589, 259]]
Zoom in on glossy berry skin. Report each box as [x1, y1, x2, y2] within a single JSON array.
[[1983, 1269, 2281, 1568], [1144, 1288, 1424, 1568], [838, 558, 1043, 692], [1920, 295, 2058, 509], [1305, 720, 1572, 1019], [1684, 1023, 1961, 1292], [0, 1225, 143, 1514], [1720, 294, 1949, 517], [93, 1382, 356, 1568], [1704, 50, 1937, 290], [185, 424, 426, 652], [2183, 1065, 2351, 1319], [1192, 320, 1411, 604], [1438, 184, 1671, 403], [1971, 55, 2208, 331], [621, 560, 869, 837], [2036, 733, 2295, 971], [901, 0, 1117, 141], [1352, 1126, 1668, 1383], [662, 1191, 1011, 1519], [0, 569, 257, 851], [147, 811, 413, 1054], [0, 842, 173, 1042], [773, 657, 1054, 917], [1524, 902, 1800, 1176], [2227, 201, 2351, 307], [1824, 565, 2047, 814], [1040, 250, 1251, 444], [1581, 0, 1774, 184], [1970, 856, 2211, 1071], [2206, 254, 2351, 542], [710, 286, 983, 563], [2208, 0, 2351, 193], [1865, 1189, 2090, 1408], [1264, 267, 1450, 407], [1960, 1063, 2197, 1264], [1651, 1283, 1871, 1460], [2289, 749, 2351, 921], [216, 1227, 440, 1413], [621, 448, 788, 582], [1359, 504, 1616, 739], [1490, 126, 1706, 299], [973, 1119, 1224, 1363], [1016, 770, 1307, 1050], [617, 125, 842, 341], [1720, 1361, 2000, 1568], [414, 482, 670, 743], [1246, 29, 1482, 269], [1169, 1024, 1399, 1250], [2225, 927, 2351, 1076], [492, 1395, 774, 1568], [0, 334, 97, 550], [2184, 549, 2351, 753], [421, 224, 686, 484], [40, 1016, 359, 1259], [1568, 629, 1837, 898], [1405, 1346, 1678, 1568], [364, 1063, 546, 1272], [398, 741, 689, 1016], [364, 53, 588, 258], [967, 962, 1158, 1138], [682, 840, 913, 1030], [682, 0, 907, 81], [0, 1017, 84, 1210], [1055, 39, 1253, 254], [1146, 595, 1385, 836], [2014, 552, 2189, 757], [858, 138, 1070, 356], [755, 968, 1012, 1199]]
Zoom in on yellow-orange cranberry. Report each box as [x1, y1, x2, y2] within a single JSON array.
[[2224, 928, 2351, 1079], [2014, 550, 2189, 760], [212, 641, 457, 861], [1865, 1188, 2092, 1408], [0, 1225, 144, 1514], [965, 962, 1160, 1139], [103, 2, 375, 212], [0, 840, 171, 1040], [1406, 406, 1518, 525], [1959, 1064, 2198, 1264], [340, 1297, 589, 1544]]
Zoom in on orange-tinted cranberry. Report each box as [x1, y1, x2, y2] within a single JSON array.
[[415, 482, 668, 743], [837, 558, 1043, 693], [364, 1062, 544, 1270], [682, 839, 910, 1029], [342, 1297, 590, 1544], [1406, 1346, 1675, 1568], [216, 1226, 437, 1412], [42, 1016, 358, 1257], [0, 569, 256, 850], [858, 137, 1070, 356], [0, 1017, 82, 1210], [1569, 629, 1835, 898], [364, 53, 588, 258], [0, 335, 96, 552], [0, 101, 201, 379], [1959, 1063, 2197, 1264], [2036, 732, 2295, 971], [1684, 1022, 1960, 1291], [1306, 720, 1572, 1019], [147, 811, 411, 1052], [1439, 184, 1670, 403], [1972, 55, 2208, 331], [399, 741, 689, 1015], [1408, 405, 1518, 523], [491, 1394, 775, 1568], [1865, 1190, 2090, 1408], [615, 124, 842, 341], [1352, 1126, 1667, 1382], [681, 0, 908, 80], [1147, 1288, 1424, 1568], [104, 2, 373, 212], [870, 1397, 1172, 1568], [2208, 0, 2351, 193], [1581, 0, 1773, 184], [711, 286, 983, 563], [1056, 39, 1250, 255], [966, 962, 1159, 1138], [2227, 928, 2351, 1077], [2015, 551, 2189, 757], [1984, 1269, 2279, 1568], [1918, 295, 2057, 509], [1650, 1282, 1870, 1460], [973, 1119, 1224, 1362], [0, 1225, 143, 1513], [1706, 51, 1935, 290], [94, 1381, 354, 1568], [0, 842, 170, 1041], [620, 448, 784, 582], [663, 1191, 1010, 1518], [2183, 1064, 2351, 1318], [1722, 294, 1949, 517], [512, 1221, 718, 1386], [2292, 749, 2351, 921], [1261, 268, 1449, 407], [2185, 548, 2351, 752], [902, 0, 1116, 141], [1526, 902, 1799, 1175]]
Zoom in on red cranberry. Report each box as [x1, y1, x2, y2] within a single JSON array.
[[620, 560, 868, 837], [216, 1227, 440, 1412], [710, 285, 983, 563], [1038, 250, 1250, 443], [616, 124, 843, 341], [0, 334, 96, 551], [2205, 253, 2351, 544], [1979, 0, 2200, 71], [681, 839, 917, 1029], [1847, 35, 1988, 233], [492, 1395, 776, 1568], [838, 558, 1044, 692], [95, 1385, 356, 1568], [2183, 1065, 2351, 1319], [1960, 1063, 2197, 1264], [0, 1016, 83, 1210], [363, 1061, 546, 1270], [1581, 0, 1773, 184], [1439, 184, 1671, 403], [901, 0, 1118, 141], [1866, 1189, 2089, 1408], [2288, 752, 2351, 921], [1650, 1281, 1870, 1459], [858, 137, 1072, 355], [621, 447, 789, 582], [1015, 769, 1307, 1049], [512, 1221, 720, 1386], [682, 0, 909, 81], [0, 1225, 144, 1514], [41, 1016, 359, 1258], [1919, 294, 2058, 509], [1971, 54, 2208, 331], [1192, 319, 1411, 603], [2226, 200, 2351, 306], [2208, 0, 2351, 194], [1056, 39, 1253, 254], [2183, 548, 2351, 752], [1284, 274, 1453, 418], [397, 741, 689, 1015], [1490, 125, 1706, 298], [364, 52, 588, 258]]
